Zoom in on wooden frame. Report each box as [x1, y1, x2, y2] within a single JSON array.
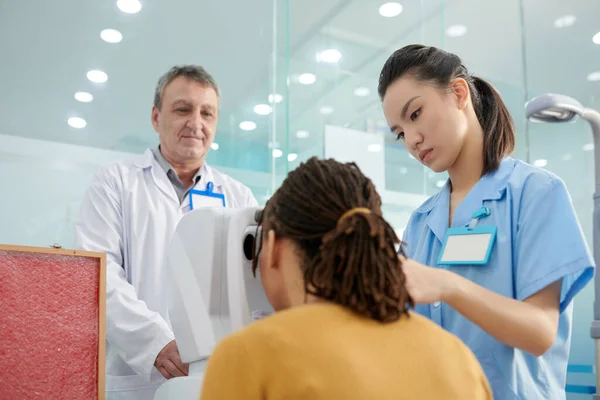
[[0, 244, 106, 400]]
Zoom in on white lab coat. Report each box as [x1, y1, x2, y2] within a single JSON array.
[[75, 149, 258, 400]]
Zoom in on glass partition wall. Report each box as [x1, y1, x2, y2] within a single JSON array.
[[1, 0, 598, 396]]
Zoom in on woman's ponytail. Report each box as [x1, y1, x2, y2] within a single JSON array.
[[305, 209, 413, 323], [471, 76, 515, 174]]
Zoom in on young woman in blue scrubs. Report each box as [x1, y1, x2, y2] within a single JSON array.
[[378, 44, 595, 399]]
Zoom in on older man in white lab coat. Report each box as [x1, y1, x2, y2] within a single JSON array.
[[75, 65, 258, 400]]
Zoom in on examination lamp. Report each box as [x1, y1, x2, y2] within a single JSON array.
[[526, 93, 600, 398]]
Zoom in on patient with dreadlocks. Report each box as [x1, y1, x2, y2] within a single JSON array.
[[200, 157, 492, 400]]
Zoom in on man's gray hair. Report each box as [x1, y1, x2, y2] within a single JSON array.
[[154, 65, 220, 109]]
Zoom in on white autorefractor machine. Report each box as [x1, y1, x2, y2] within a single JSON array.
[[154, 206, 273, 400], [526, 93, 600, 398]]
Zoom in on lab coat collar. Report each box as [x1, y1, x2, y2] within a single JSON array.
[[421, 156, 517, 243], [134, 149, 224, 202], [133, 148, 157, 169]]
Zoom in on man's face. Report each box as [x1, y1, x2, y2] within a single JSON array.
[[151, 76, 219, 165]]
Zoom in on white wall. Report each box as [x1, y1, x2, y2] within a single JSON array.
[[0, 133, 138, 248], [324, 124, 386, 192], [323, 125, 428, 236]]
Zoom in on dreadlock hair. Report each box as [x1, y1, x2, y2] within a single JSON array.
[[252, 157, 414, 323]]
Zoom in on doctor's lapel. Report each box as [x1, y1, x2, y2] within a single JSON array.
[[137, 149, 179, 204]]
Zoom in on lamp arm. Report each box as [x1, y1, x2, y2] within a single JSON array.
[[583, 108, 600, 188], [584, 107, 600, 399]]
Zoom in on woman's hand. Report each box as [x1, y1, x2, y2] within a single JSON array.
[[400, 257, 456, 304]]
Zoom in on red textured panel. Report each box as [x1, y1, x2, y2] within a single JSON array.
[[0, 249, 101, 400]]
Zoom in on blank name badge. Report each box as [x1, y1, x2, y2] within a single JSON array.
[[189, 181, 226, 210], [438, 225, 497, 266]]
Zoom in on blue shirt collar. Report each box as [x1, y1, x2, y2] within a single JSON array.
[[418, 156, 517, 242]]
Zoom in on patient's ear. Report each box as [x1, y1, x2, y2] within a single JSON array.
[[261, 229, 280, 271]]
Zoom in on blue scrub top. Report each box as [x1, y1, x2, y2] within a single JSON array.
[[402, 157, 594, 400]]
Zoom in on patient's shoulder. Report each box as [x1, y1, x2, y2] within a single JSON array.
[[218, 303, 347, 350]]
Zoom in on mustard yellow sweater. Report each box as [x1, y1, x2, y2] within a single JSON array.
[[200, 303, 492, 400]]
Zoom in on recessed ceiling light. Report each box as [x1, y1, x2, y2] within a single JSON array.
[[239, 121, 257, 131], [74, 92, 93, 103], [353, 87, 370, 97], [594, 31, 600, 44], [287, 153, 298, 162], [268, 93, 283, 103], [554, 15, 576, 28], [296, 130, 309, 139], [117, 0, 141, 14], [254, 104, 272, 115], [87, 70, 108, 83], [436, 180, 446, 188], [533, 159, 548, 167], [368, 143, 382, 152], [320, 106, 334, 115], [562, 153, 572, 161], [272, 149, 283, 158], [68, 117, 87, 129], [588, 71, 600, 81], [298, 73, 316, 85], [399, 167, 408, 174], [583, 143, 594, 151], [446, 24, 467, 38], [316, 49, 342, 63], [379, 2, 403, 18], [100, 29, 123, 43], [211, 143, 219, 150]]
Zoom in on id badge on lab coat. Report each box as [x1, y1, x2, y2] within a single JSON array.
[[189, 181, 226, 209], [438, 207, 497, 266]]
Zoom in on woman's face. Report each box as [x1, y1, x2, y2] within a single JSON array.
[[382, 76, 470, 173]]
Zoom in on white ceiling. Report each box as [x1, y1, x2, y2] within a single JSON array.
[[0, 0, 598, 217]]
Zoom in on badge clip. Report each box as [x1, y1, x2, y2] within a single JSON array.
[[468, 206, 490, 230]]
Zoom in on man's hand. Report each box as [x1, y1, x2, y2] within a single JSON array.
[[154, 340, 189, 379]]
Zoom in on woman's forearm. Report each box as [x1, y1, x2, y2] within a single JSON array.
[[442, 271, 560, 356]]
